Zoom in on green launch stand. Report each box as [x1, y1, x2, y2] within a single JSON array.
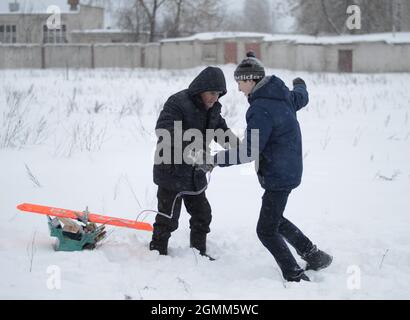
[[48, 216, 105, 252]]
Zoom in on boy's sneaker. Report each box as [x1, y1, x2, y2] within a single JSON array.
[[302, 245, 333, 271], [285, 269, 311, 282]]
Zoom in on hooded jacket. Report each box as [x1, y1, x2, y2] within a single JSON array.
[[153, 67, 236, 192], [216, 75, 309, 191]]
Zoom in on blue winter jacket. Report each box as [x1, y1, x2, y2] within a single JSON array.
[[216, 75, 309, 191]]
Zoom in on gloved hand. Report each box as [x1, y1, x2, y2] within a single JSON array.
[[194, 162, 215, 174], [293, 77, 306, 87], [190, 150, 215, 173]]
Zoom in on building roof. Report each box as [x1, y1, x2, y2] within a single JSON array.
[[71, 29, 135, 34], [162, 32, 410, 45], [267, 32, 410, 45], [161, 32, 271, 43]]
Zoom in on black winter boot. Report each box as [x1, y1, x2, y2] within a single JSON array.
[[190, 232, 215, 260], [302, 245, 333, 271], [149, 240, 168, 255], [190, 232, 207, 255]]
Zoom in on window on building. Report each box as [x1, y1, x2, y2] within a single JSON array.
[[12, 25, 16, 43], [43, 24, 67, 44], [6, 25, 10, 43], [0, 24, 17, 43]]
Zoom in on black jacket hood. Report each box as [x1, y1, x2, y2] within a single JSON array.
[[188, 67, 227, 98]]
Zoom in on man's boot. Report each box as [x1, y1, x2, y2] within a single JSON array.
[[190, 232, 215, 260], [149, 239, 168, 255], [302, 245, 333, 271], [190, 232, 206, 254]]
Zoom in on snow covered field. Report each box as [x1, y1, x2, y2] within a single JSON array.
[[1, 65, 409, 300]]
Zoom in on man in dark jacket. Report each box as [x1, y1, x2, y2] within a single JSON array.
[[201, 53, 332, 282], [151, 66, 237, 258]]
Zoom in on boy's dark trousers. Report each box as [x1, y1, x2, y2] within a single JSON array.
[[257, 190, 314, 279], [151, 186, 212, 254]]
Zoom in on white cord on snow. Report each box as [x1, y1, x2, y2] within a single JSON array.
[[136, 171, 212, 222]]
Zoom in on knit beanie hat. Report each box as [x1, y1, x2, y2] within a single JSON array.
[[234, 51, 265, 81]]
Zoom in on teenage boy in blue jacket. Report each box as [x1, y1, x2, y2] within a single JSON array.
[[198, 52, 332, 282]]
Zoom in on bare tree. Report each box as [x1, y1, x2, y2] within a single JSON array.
[[220, 0, 272, 33], [182, 0, 224, 34], [162, 0, 184, 37], [291, 0, 409, 35], [117, 0, 167, 42], [320, 0, 343, 35], [221, 13, 244, 32], [290, 0, 347, 35], [358, 0, 393, 34], [15, 2, 45, 43], [117, 0, 148, 41], [242, 0, 273, 33], [271, 0, 294, 34], [161, 0, 224, 37], [138, 0, 167, 42]]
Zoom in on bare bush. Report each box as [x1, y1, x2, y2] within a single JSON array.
[[321, 127, 332, 150], [88, 101, 105, 114], [376, 170, 401, 181], [0, 85, 48, 149], [118, 95, 143, 120], [25, 163, 42, 188], [66, 88, 78, 117], [58, 120, 108, 157]]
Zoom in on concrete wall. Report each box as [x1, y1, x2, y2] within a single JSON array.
[[354, 42, 410, 72], [160, 41, 199, 69], [263, 43, 332, 72], [262, 42, 410, 73], [44, 44, 92, 68], [94, 44, 142, 68], [143, 43, 160, 68], [215, 41, 226, 65], [262, 42, 296, 70], [0, 41, 410, 72], [319, 46, 337, 73], [71, 32, 137, 44], [294, 44, 328, 72], [0, 44, 42, 68]]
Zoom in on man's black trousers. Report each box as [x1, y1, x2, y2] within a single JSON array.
[[151, 186, 212, 252]]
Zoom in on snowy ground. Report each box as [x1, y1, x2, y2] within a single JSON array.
[[1, 66, 410, 300]]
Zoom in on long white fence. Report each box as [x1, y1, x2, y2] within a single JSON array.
[[1, 41, 409, 72]]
